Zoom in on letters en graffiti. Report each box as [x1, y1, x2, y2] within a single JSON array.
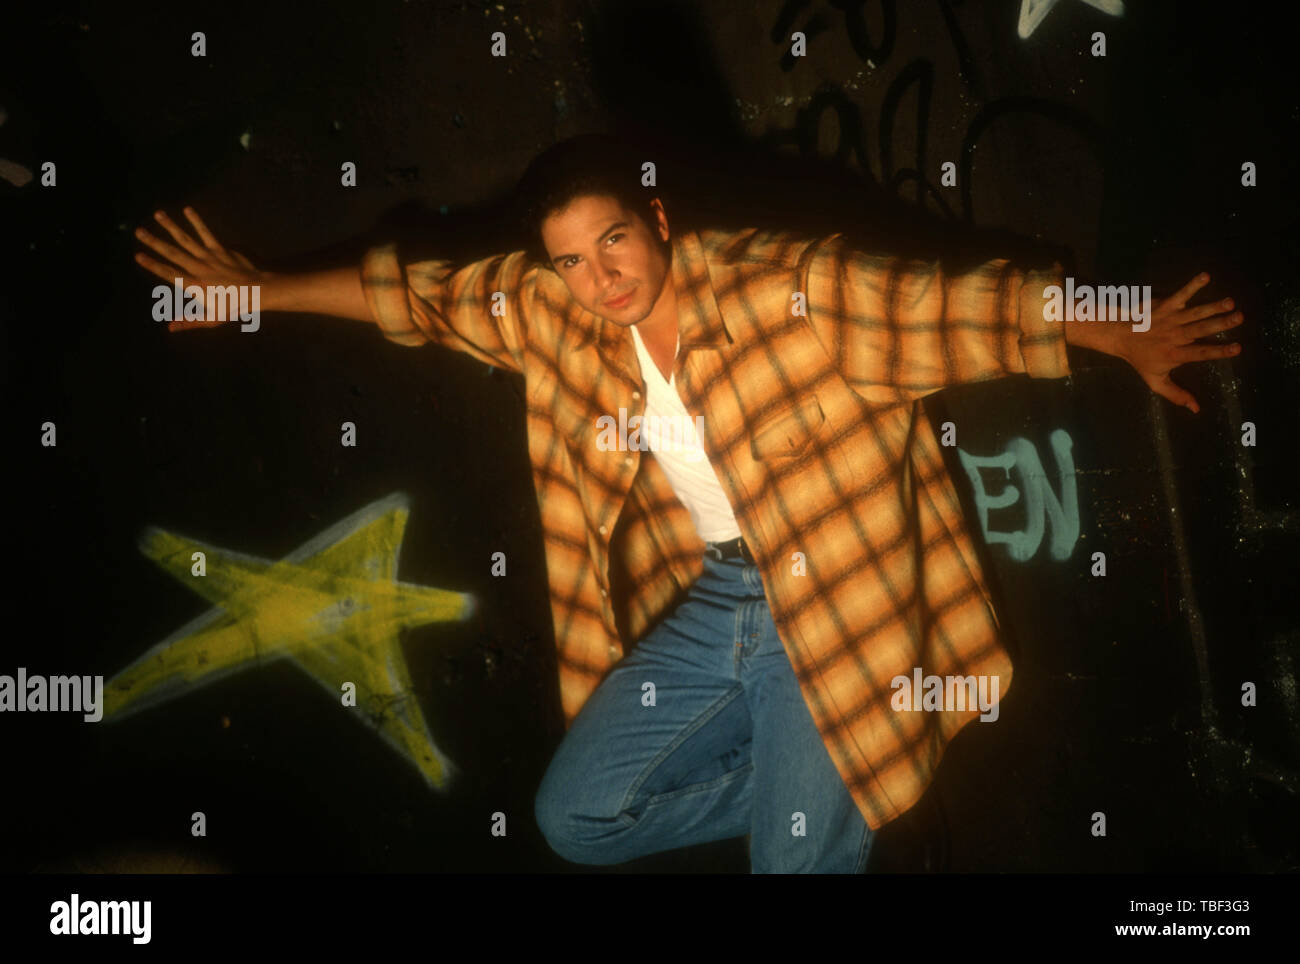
[[956, 428, 1079, 562]]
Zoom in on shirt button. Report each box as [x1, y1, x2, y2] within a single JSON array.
[[598, 524, 607, 535], [608, 644, 620, 658], [632, 391, 641, 400], [624, 456, 633, 467], [600, 588, 608, 597]]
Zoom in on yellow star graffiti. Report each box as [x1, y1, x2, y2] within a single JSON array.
[[103, 492, 476, 790]]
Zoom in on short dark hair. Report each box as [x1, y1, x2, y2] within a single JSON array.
[[513, 132, 670, 270]]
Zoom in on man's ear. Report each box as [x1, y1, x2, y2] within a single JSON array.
[[647, 198, 670, 241]]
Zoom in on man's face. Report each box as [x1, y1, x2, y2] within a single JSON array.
[[540, 193, 671, 326]]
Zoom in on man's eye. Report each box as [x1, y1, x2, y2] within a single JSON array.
[[563, 237, 619, 268]]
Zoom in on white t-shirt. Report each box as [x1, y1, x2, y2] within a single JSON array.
[[629, 323, 742, 542]]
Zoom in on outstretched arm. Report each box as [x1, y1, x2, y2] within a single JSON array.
[[134, 206, 537, 377], [801, 234, 1244, 414], [134, 207, 375, 326]]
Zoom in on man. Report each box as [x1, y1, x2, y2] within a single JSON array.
[[133, 133, 1244, 873]]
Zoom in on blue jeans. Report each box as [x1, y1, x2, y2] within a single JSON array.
[[535, 552, 875, 873]]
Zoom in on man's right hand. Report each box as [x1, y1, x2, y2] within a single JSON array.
[[134, 206, 274, 332]]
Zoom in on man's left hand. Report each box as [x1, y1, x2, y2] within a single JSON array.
[[1112, 272, 1244, 415]]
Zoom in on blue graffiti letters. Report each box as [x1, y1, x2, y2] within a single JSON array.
[[956, 429, 1080, 562]]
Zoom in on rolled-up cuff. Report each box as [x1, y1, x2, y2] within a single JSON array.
[[360, 241, 429, 347], [1016, 261, 1071, 380]]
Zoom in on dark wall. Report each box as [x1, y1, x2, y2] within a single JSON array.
[[2, 0, 1295, 872]]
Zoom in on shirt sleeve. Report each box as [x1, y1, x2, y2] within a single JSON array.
[[359, 241, 535, 375], [800, 233, 1071, 406]]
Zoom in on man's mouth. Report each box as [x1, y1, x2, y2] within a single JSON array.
[[605, 289, 634, 308]]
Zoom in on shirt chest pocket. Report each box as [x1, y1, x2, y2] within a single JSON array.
[[750, 394, 825, 461]]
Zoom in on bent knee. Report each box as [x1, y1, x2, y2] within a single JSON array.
[[533, 781, 627, 866]]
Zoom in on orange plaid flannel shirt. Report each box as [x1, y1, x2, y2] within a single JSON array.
[[360, 226, 1069, 830]]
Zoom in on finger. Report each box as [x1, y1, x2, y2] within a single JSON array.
[[1168, 271, 1212, 309], [1174, 298, 1236, 330], [1171, 341, 1242, 363], [1180, 310, 1244, 343], [152, 209, 231, 268], [182, 206, 234, 261], [230, 250, 255, 271], [134, 226, 207, 278], [1151, 374, 1200, 415], [166, 317, 229, 333], [133, 250, 189, 285]]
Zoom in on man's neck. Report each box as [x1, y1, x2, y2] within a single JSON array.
[[633, 262, 679, 352]]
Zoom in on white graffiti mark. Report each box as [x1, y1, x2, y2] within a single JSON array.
[[957, 428, 1080, 562], [1017, 0, 1126, 40]]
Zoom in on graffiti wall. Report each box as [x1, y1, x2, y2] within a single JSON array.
[[4, 0, 1296, 881]]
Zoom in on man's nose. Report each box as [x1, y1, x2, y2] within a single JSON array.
[[593, 259, 620, 288]]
